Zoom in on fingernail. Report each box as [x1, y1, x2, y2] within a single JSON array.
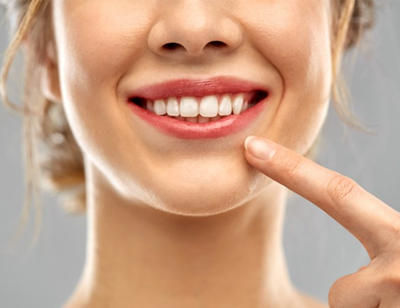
[[244, 136, 277, 160]]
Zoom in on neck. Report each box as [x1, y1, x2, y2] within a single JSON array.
[[68, 166, 296, 308]]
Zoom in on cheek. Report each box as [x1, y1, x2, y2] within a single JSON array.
[[243, 1, 332, 90], [52, 2, 153, 158], [239, 1, 332, 152], [54, 2, 150, 87]]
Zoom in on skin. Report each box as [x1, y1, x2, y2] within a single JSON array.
[[37, 0, 400, 307], [244, 137, 400, 307]]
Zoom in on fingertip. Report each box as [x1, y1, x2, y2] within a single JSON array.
[[244, 136, 256, 152], [244, 136, 277, 160]]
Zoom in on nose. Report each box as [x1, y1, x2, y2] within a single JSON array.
[[148, 1, 243, 60]]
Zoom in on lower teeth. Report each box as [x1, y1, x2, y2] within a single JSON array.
[[170, 115, 224, 123]]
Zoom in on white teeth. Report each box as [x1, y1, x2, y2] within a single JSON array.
[[219, 95, 232, 116], [145, 92, 251, 118], [199, 95, 218, 117], [180, 97, 199, 117], [166, 97, 179, 116], [154, 99, 167, 115], [232, 94, 244, 115]]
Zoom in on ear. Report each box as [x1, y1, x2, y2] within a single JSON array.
[[40, 40, 62, 104]]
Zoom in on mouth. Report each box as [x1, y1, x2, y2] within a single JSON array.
[[128, 90, 268, 123], [125, 76, 270, 139]]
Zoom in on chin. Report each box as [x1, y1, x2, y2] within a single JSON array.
[[140, 164, 269, 217]]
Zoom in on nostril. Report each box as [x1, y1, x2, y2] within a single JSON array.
[[163, 42, 182, 50], [163, 41, 227, 51], [208, 41, 227, 48]]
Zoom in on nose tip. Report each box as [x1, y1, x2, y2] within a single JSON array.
[[148, 6, 243, 60]]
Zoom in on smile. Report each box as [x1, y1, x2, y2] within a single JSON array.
[[129, 91, 267, 123], [126, 76, 270, 139]]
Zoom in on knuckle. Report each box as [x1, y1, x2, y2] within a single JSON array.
[[379, 276, 400, 297], [379, 263, 400, 295], [386, 275, 400, 294], [328, 276, 350, 308], [327, 175, 359, 204], [369, 255, 400, 296], [390, 220, 400, 243]]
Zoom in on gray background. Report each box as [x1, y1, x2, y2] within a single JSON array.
[[0, 2, 399, 307]]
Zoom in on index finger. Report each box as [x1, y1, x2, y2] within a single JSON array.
[[244, 136, 400, 258]]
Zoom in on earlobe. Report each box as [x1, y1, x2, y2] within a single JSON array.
[[40, 41, 62, 104]]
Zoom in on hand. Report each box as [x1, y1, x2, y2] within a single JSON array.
[[244, 136, 400, 308]]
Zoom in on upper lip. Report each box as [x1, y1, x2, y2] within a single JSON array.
[[127, 76, 269, 101]]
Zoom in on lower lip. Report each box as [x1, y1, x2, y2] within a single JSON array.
[[126, 98, 267, 139]]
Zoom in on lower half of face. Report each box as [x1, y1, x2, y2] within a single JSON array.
[[53, 0, 332, 216]]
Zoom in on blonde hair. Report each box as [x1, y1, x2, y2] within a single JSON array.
[[0, 0, 375, 246]]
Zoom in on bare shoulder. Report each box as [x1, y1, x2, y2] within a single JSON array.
[[292, 290, 329, 308]]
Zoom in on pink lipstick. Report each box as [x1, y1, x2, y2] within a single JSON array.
[[126, 76, 269, 139]]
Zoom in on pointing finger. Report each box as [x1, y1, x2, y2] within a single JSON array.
[[244, 136, 400, 258]]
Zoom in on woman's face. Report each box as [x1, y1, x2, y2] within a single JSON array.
[[48, 0, 332, 215]]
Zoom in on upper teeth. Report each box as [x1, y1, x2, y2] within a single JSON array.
[[147, 93, 248, 117]]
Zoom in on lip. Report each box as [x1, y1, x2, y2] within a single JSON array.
[[125, 76, 270, 139], [126, 76, 270, 100]]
